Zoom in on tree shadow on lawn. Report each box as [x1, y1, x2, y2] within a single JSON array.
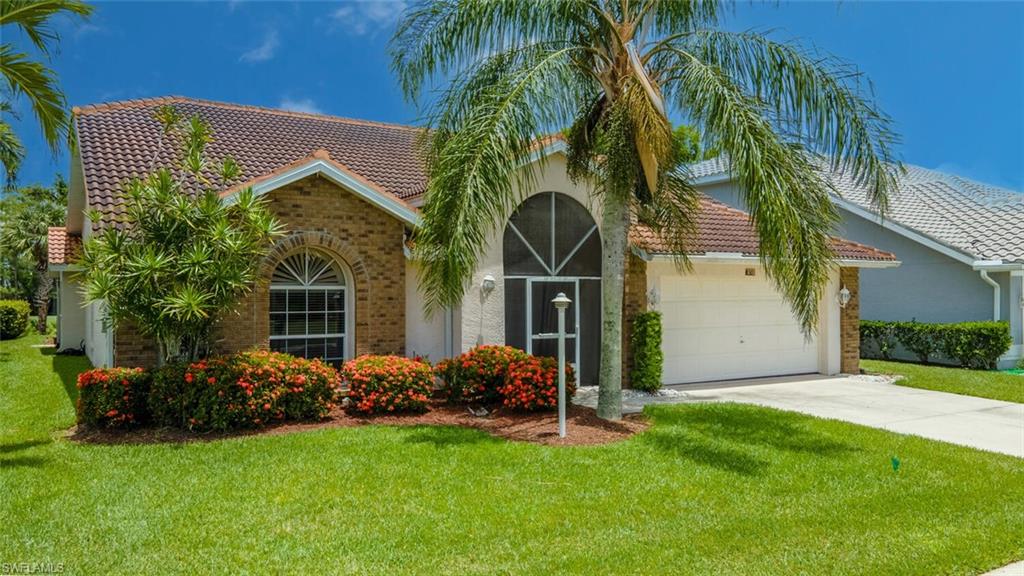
[[0, 455, 50, 469], [403, 425, 505, 448], [41, 347, 88, 405], [640, 404, 860, 476]]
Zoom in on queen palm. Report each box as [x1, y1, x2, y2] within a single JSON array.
[[0, 0, 93, 184], [391, 1, 900, 420]]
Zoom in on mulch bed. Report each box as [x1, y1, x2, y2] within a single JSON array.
[[68, 400, 648, 447]]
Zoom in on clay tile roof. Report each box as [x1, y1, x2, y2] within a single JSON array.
[[74, 96, 427, 226], [47, 227, 82, 265], [630, 195, 897, 262]]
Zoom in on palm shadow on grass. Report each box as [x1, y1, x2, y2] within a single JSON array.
[[403, 425, 504, 448], [41, 347, 89, 405], [640, 404, 859, 476]]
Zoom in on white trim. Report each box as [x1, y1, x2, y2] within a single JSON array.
[[648, 253, 900, 268], [223, 159, 421, 227]]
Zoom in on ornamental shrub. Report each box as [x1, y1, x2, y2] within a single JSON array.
[[150, 351, 341, 431], [76, 367, 151, 428], [630, 311, 664, 392], [0, 299, 30, 339], [860, 320, 1011, 369], [342, 355, 433, 414], [434, 345, 529, 404], [500, 356, 576, 411]]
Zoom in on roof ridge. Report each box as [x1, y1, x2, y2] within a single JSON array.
[[73, 95, 424, 132]]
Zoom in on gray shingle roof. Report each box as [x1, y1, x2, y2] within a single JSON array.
[[685, 158, 1024, 263]]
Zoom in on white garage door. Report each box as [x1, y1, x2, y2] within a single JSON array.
[[660, 266, 819, 384]]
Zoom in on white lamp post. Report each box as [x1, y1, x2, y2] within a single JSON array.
[[552, 292, 572, 438]]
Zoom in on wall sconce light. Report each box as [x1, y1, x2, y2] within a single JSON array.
[[837, 285, 852, 308], [481, 274, 496, 296]]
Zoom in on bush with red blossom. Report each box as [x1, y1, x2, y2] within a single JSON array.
[[342, 355, 433, 414], [500, 356, 576, 411], [148, 351, 341, 431], [76, 367, 151, 428], [434, 345, 528, 404]]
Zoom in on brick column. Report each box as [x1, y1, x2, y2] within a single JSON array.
[[621, 253, 648, 388], [839, 267, 860, 374]]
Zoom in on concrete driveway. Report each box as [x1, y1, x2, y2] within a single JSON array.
[[576, 374, 1024, 458]]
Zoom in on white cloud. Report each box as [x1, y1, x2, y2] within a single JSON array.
[[278, 97, 323, 115], [240, 29, 279, 63], [328, 1, 407, 36]]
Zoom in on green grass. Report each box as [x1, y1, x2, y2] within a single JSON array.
[[3, 332, 1023, 575], [863, 359, 1024, 404]]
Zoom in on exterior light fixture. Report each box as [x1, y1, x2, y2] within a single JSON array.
[[838, 286, 852, 308], [481, 275, 496, 296], [552, 292, 572, 439]]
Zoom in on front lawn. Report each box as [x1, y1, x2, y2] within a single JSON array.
[[3, 332, 1023, 575], [863, 359, 1024, 404]]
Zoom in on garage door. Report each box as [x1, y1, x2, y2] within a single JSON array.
[[660, 266, 819, 384]]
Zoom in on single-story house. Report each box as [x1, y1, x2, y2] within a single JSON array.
[[689, 157, 1024, 368], [48, 96, 899, 386]]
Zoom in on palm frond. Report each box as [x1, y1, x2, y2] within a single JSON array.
[[0, 45, 67, 152], [0, 119, 25, 188], [0, 0, 93, 55], [663, 52, 839, 334]]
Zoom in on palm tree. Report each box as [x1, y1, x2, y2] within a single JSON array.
[[391, 1, 900, 420], [0, 0, 93, 184], [0, 176, 67, 333]]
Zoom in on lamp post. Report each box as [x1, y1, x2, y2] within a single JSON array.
[[552, 292, 572, 438]]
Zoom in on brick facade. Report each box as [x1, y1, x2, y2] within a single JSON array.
[[113, 175, 407, 367], [839, 266, 860, 374], [621, 253, 648, 387]]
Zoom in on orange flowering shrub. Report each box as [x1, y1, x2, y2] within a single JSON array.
[[500, 356, 576, 411], [342, 355, 433, 414], [76, 367, 150, 428], [434, 345, 528, 404], [149, 351, 341, 431]]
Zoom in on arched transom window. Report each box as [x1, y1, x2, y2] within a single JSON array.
[[269, 249, 349, 366]]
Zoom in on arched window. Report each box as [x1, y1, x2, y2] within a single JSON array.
[[269, 249, 350, 366], [502, 192, 601, 386]]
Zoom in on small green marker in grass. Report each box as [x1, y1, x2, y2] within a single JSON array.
[[891, 456, 901, 472]]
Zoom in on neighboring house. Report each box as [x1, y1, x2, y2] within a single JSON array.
[[689, 157, 1024, 368], [48, 97, 898, 386]]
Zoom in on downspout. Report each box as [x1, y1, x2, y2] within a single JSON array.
[[979, 270, 1001, 321]]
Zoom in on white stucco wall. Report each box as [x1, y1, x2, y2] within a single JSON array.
[[57, 273, 86, 352], [457, 154, 601, 353], [405, 259, 447, 362], [85, 300, 112, 368]]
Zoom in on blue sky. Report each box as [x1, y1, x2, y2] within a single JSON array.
[[4, 0, 1023, 190]]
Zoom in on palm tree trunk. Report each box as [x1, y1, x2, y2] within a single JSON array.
[[33, 265, 52, 334], [597, 184, 630, 420]]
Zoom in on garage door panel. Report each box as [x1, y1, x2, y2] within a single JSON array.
[[659, 267, 819, 385]]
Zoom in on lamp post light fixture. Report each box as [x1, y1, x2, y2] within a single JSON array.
[[838, 285, 852, 309], [552, 292, 572, 438]]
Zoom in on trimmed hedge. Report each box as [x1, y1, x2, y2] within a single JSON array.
[[76, 367, 151, 428], [861, 320, 1011, 370], [342, 355, 434, 414], [630, 311, 664, 392], [148, 351, 341, 431], [0, 299, 30, 340], [434, 345, 529, 404]]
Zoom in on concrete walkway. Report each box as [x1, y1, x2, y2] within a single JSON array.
[[574, 374, 1024, 457]]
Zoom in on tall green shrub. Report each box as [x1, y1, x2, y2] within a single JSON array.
[[0, 299, 30, 339], [860, 320, 1011, 369], [80, 109, 282, 365], [630, 311, 664, 392]]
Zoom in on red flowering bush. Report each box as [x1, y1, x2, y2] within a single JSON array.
[[434, 345, 528, 404], [500, 356, 576, 411], [76, 367, 150, 428], [342, 355, 433, 414], [150, 351, 341, 431]]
